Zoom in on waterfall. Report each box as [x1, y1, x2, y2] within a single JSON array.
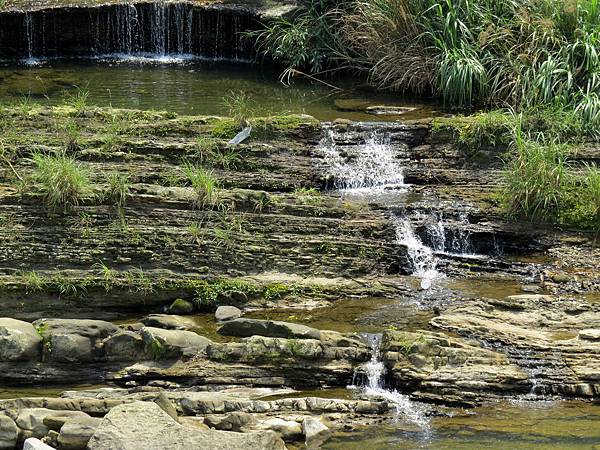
[[320, 126, 406, 192], [394, 218, 443, 286], [4, 3, 255, 62], [352, 334, 430, 429]]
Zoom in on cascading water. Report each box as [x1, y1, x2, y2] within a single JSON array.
[[4, 3, 254, 63], [352, 334, 430, 430], [394, 217, 443, 284], [320, 126, 406, 192]]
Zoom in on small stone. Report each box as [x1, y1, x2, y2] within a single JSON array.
[[215, 306, 242, 322], [257, 418, 303, 442], [57, 417, 101, 450], [520, 284, 542, 293], [154, 392, 179, 422], [167, 299, 194, 315]]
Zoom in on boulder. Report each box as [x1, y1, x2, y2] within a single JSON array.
[[16, 409, 90, 439], [218, 319, 321, 340], [302, 417, 331, 448], [257, 418, 303, 441], [203, 412, 255, 431], [141, 327, 211, 359], [87, 402, 286, 450], [0, 414, 18, 450], [102, 331, 144, 362], [153, 392, 178, 422], [23, 438, 55, 450], [167, 299, 194, 315], [32, 319, 118, 340], [57, 417, 101, 450], [141, 315, 197, 331], [48, 333, 94, 363], [215, 306, 242, 322], [0, 318, 42, 361]]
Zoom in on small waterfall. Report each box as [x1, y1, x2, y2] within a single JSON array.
[[320, 126, 406, 192], [352, 334, 430, 429], [394, 217, 443, 286], [2, 3, 255, 62]]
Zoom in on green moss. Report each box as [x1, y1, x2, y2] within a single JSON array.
[[193, 279, 260, 307], [210, 114, 319, 140], [149, 337, 167, 360]]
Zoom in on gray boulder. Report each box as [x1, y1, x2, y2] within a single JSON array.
[[141, 327, 211, 359], [218, 319, 321, 340], [58, 417, 102, 450], [32, 319, 118, 340], [0, 318, 42, 361], [102, 331, 144, 362], [16, 408, 90, 439], [302, 417, 331, 448], [167, 299, 194, 315], [23, 438, 55, 450], [141, 315, 197, 331], [87, 402, 286, 450], [0, 414, 18, 450], [48, 334, 94, 363], [204, 412, 255, 431], [215, 306, 242, 322], [257, 418, 303, 442]]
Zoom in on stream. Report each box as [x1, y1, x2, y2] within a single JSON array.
[[0, 41, 598, 450]]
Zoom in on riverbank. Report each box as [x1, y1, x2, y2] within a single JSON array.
[[0, 102, 599, 448]]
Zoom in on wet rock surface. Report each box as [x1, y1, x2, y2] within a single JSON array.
[[0, 107, 599, 448]]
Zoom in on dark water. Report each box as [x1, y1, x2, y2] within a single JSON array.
[[0, 58, 438, 121]]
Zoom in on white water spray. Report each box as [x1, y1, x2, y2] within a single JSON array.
[[356, 334, 430, 430], [320, 127, 406, 192]]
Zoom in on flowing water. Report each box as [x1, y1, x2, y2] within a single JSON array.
[[351, 334, 431, 431]]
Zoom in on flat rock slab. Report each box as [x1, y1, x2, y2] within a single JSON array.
[[87, 401, 286, 450]]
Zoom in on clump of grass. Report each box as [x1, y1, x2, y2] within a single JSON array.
[[20, 270, 47, 293], [222, 91, 255, 128], [293, 187, 322, 205], [31, 151, 91, 212], [56, 119, 82, 152], [190, 136, 241, 169], [182, 163, 219, 209], [63, 86, 90, 116], [102, 172, 131, 209], [502, 138, 571, 222]]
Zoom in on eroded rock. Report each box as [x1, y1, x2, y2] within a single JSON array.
[[0, 318, 42, 361], [87, 402, 286, 450]]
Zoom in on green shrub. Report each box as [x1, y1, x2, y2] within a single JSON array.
[[31, 151, 91, 212]]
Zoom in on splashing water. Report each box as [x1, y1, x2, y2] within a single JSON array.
[[320, 127, 406, 193], [356, 334, 430, 430], [394, 217, 444, 286]]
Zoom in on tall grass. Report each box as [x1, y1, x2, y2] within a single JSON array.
[[254, 0, 600, 122], [31, 151, 91, 212], [183, 163, 219, 209]]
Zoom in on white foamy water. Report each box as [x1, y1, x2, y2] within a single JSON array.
[[394, 217, 444, 286], [355, 334, 430, 430], [320, 127, 407, 192]]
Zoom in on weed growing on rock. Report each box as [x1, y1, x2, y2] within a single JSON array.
[[193, 279, 259, 308], [63, 86, 90, 116], [223, 90, 255, 128], [93, 261, 117, 293], [125, 268, 155, 296], [20, 270, 47, 293], [102, 172, 131, 209], [293, 187, 322, 205], [183, 163, 219, 209], [31, 150, 91, 212], [149, 338, 166, 360]]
